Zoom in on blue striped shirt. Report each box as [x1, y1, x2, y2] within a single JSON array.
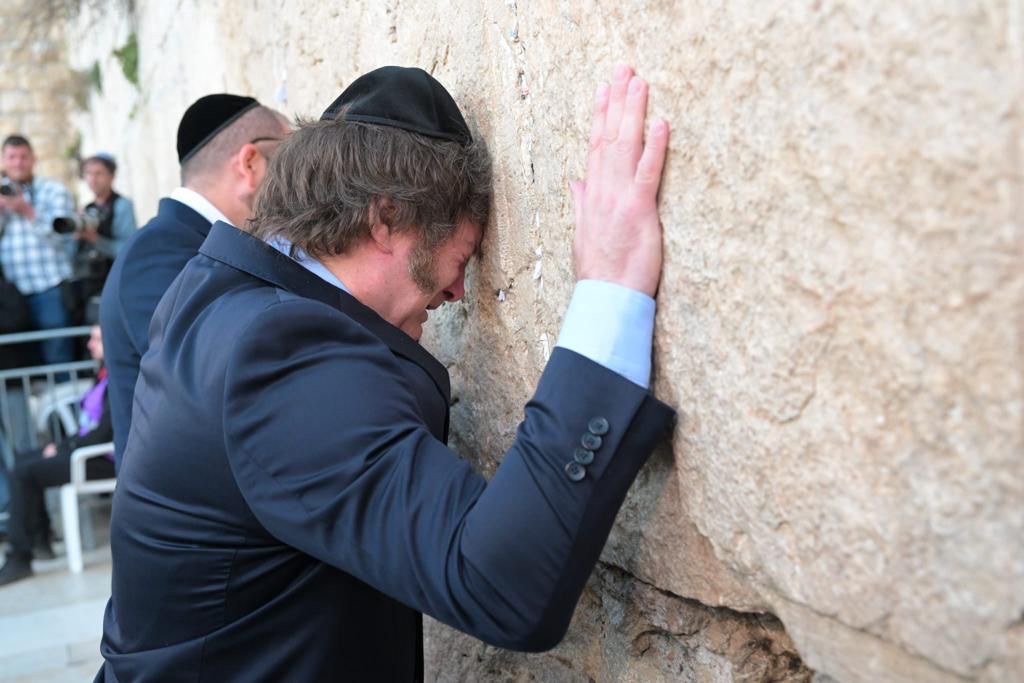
[[0, 176, 74, 294]]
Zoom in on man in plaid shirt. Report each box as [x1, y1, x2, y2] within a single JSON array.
[[0, 135, 75, 365]]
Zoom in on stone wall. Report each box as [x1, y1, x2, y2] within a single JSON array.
[[0, 1, 81, 191], [59, 1, 1024, 681]]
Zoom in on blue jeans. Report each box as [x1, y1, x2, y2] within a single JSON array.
[[26, 285, 74, 366]]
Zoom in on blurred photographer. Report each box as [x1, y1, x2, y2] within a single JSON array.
[[56, 153, 137, 317], [0, 134, 75, 366], [77, 152, 137, 259]]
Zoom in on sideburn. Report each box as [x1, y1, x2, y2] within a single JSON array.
[[408, 238, 439, 293]]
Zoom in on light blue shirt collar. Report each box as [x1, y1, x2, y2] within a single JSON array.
[[267, 237, 654, 389], [266, 236, 349, 293]]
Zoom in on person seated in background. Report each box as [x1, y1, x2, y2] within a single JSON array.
[[66, 153, 138, 324], [0, 323, 114, 586]]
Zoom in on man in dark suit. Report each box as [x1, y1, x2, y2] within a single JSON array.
[[99, 95, 289, 469], [97, 65, 673, 681]]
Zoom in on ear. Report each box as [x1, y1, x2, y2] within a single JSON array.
[[367, 197, 398, 254], [235, 143, 263, 191]]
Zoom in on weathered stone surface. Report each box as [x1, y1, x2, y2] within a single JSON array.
[[424, 563, 811, 683], [58, 1, 1024, 681]]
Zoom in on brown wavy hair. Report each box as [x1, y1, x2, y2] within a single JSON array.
[[247, 112, 491, 261]]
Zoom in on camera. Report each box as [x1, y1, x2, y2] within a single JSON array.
[[0, 178, 21, 197], [53, 206, 104, 234]]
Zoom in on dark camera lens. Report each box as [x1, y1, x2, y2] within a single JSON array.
[[0, 184, 15, 197], [52, 216, 78, 234]]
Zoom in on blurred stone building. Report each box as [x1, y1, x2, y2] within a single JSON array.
[[0, 1, 81, 190]]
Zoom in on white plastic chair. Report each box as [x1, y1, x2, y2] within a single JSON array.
[[59, 442, 116, 573], [30, 379, 94, 440]]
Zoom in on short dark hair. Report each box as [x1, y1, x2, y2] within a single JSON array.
[[181, 105, 287, 185], [2, 134, 32, 150], [83, 155, 116, 175], [248, 114, 491, 259]]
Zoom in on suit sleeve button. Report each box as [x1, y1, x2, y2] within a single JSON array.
[[573, 447, 594, 465], [565, 461, 586, 482], [588, 417, 609, 435], [581, 433, 603, 450]]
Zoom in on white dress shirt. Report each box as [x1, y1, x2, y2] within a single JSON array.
[[169, 187, 233, 226]]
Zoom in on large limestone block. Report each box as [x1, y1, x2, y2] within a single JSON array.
[[64, 0, 1022, 680], [432, 3, 1023, 680]]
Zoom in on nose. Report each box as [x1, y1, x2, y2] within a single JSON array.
[[442, 272, 466, 303]]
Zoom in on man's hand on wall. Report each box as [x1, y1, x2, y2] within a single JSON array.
[[571, 64, 670, 299]]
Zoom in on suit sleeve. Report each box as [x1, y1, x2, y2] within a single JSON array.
[[222, 300, 675, 651], [115, 229, 185, 357]]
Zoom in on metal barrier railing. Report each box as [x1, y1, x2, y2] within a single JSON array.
[[0, 326, 98, 471]]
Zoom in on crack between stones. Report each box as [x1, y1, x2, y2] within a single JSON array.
[[599, 560, 775, 619], [600, 560, 985, 681]]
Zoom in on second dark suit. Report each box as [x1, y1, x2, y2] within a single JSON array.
[[99, 198, 211, 468]]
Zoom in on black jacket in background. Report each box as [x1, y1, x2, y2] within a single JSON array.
[[0, 266, 36, 371]]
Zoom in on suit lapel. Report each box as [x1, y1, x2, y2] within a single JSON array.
[[198, 222, 452, 405]]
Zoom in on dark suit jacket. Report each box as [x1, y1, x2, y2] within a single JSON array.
[[97, 222, 675, 682], [99, 198, 211, 468]]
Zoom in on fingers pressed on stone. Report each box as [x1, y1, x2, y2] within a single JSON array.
[[614, 76, 648, 180], [603, 64, 633, 143], [635, 119, 670, 197], [619, 77, 648, 149]]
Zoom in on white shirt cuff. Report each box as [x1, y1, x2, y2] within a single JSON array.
[[555, 279, 655, 389]]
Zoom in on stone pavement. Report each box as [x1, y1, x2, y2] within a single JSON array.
[[0, 545, 110, 682]]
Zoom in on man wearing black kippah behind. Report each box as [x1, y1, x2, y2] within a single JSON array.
[[99, 94, 290, 470], [97, 65, 672, 681]]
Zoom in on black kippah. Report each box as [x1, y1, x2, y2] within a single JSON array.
[[177, 94, 260, 163], [320, 66, 472, 145]]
